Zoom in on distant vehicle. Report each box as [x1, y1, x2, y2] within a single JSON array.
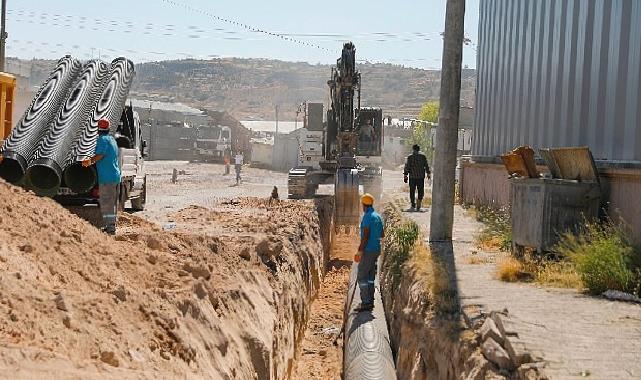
[[191, 125, 232, 163], [56, 105, 148, 211]]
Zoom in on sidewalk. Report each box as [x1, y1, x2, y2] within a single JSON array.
[[405, 205, 641, 379]]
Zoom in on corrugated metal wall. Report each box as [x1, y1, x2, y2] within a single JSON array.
[[474, 0, 641, 161]]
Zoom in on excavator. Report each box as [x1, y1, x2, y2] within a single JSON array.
[[288, 42, 383, 229]]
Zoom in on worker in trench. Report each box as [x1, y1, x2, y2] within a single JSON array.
[[354, 193, 384, 311], [82, 119, 121, 235], [404, 144, 431, 212]]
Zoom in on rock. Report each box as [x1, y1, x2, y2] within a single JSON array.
[[602, 290, 641, 303], [147, 237, 163, 250], [159, 350, 171, 360], [504, 336, 532, 367], [193, 281, 208, 300], [129, 350, 146, 363], [9, 312, 18, 322], [55, 293, 69, 312], [318, 349, 327, 357], [239, 247, 252, 261], [482, 338, 513, 370], [19, 244, 33, 253], [480, 318, 504, 345], [100, 351, 120, 367], [62, 314, 72, 329], [146, 254, 158, 265], [518, 362, 548, 380], [110, 285, 127, 302]]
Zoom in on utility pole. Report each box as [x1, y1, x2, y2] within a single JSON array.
[[275, 105, 279, 136], [0, 0, 7, 72], [429, 0, 466, 242]]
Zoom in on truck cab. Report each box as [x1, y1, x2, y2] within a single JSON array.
[[192, 125, 232, 162]]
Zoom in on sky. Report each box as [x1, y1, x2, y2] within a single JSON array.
[[5, 0, 480, 70]]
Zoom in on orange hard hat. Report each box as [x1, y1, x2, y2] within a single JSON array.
[[361, 193, 375, 206], [97, 119, 110, 130]]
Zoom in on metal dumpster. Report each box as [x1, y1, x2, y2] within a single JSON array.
[[511, 178, 600, 254], [510, 147, 601, 255]]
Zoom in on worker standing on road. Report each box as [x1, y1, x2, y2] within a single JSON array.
[[403, 144, 431, 212], [82, 119, 121, 235], [354, 193, 384, 311], [234, 151, 244, 185]]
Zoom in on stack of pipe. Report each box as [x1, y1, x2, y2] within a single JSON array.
[[64, 57, 135, 193], [0, 56, 82, 183], [26, 60, 110, 195], [0, 56, 135, 196]]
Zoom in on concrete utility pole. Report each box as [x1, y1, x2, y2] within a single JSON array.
[[0, 0, 7, 72], [429, 0, 466, 242], [275, 105, 279, 136]]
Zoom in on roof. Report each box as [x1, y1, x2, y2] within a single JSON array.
[[129, 99, 203, 115]]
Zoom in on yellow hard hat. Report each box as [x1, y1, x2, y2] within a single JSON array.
[[361, 193, 374, 206]]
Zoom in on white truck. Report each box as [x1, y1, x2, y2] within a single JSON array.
[[191, 125, 232, 163]]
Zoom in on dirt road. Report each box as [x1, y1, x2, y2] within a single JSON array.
[[138, 161, 289, 224]]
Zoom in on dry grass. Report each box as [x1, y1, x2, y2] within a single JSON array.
[[535, 261, 583, 289], [497, 257, 528, 282], [466, 255, 487, 265], [409, 243, 457, 314]]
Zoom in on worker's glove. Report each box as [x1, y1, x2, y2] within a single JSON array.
[[81, 159, 92, 167], [403, 175, 408, 184], [354, 251, 363, 263]]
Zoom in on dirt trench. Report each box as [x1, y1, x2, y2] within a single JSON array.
[[0, 178, 342, 379]]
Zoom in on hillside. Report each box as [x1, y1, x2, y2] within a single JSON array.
[[7, 56, 476, 120]]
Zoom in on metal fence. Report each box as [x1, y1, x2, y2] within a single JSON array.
[[474, 0, 641, 161]]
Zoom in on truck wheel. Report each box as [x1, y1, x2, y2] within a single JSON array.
[[131, 177, 147, 211]]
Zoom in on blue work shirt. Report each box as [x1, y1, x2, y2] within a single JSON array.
[[94, 134, 121, 185], [361, 207, 384, 253]]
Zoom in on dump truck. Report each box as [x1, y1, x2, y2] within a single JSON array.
[[288, 43, 383, 227]]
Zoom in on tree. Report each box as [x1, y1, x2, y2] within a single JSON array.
[[418, 100, 440, 123], [408, 100, 439, 162]]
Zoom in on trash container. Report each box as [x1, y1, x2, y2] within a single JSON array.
[[511, 178, 601, 255]]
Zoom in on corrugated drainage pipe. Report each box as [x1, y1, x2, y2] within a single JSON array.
[[343, 261, 397, 380], [0, 56, 82, 183], [27, 60, 111, 196], [64, 57, 135, 193]]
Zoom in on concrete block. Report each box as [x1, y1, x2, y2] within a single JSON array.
[[517, 362, 548, 380], [482, 338, 513, 370], [479, 317, 504, 346], [491, 311, 518, 339], [504, 336, 532, 367], [462, 304, 485, 329]]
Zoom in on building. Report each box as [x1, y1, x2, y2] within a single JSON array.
[[462, 0, 641, 240]]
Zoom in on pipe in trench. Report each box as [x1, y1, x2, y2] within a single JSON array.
[[26, 60, 111, 195], [0, 56, 82, 184], [64, 57, 135, 193], [343, 261, 397, 380]]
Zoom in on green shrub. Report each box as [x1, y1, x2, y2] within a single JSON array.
[[384, 219, 420, 287], [473, 205, 512, 252], [555, 221, 641, 296]]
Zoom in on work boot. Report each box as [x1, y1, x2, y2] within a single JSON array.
[[354, 302, 374, 312]]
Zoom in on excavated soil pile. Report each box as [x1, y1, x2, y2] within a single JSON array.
[[0, 179, 330, 379]]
